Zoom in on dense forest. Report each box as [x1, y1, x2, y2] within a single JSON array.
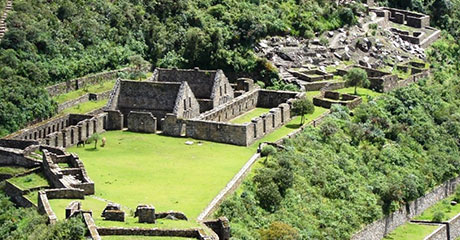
[[0, 192, 86, 239], [0, 0, 362, 137], [217, 35, 460, 239]]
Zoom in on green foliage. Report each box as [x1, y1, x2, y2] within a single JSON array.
[[0, 193, 85, 239], [344, 68, 370, 95], [259, 221, 300, 240], [432, 211, 445, 222], [217, 42, 460, 238], [0, 0, 355, 136], [292, 97, 315, 125], [261, 145, 277, 157]]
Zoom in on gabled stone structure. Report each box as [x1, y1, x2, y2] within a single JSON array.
[[106, 80, 200, 131], [151, 67, 234, 112]]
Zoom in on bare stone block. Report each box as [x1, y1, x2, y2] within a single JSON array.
[[135, 204, 156, 223]]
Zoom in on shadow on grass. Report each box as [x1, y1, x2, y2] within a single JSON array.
[[285, 123, 302, 129], [84, 148, 99, 152]]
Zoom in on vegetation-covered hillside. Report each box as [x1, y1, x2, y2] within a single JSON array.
[[0, 192, 85, 239], [216, 35, 460, 240], [0, 0, 363, 136]]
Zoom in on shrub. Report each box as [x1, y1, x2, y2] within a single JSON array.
[[261, 145, 277, 157], [259, 221, 300, 240], [432, 211, 445, 222]]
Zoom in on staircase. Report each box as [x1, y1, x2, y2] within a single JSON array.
[[0, 0, 13, 40]]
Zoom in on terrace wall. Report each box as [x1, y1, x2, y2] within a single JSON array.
[[37, 191, 58, 224], [57, 90, 111, 113], [0, 146, 41, 167], [447, 213, 460, 239], [199, 90, 259, 122], [45, 66, 150, 97], [424, 224, 448, 240], [97, 227, 210, 240], [352, 176, 460, 240]]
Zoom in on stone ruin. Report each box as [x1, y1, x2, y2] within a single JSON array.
[[135, 204, 156, 223], [102, 203, 125, 222], [255, 2, 439, 93], [134, 204, 188, 224], [313, 91, 363, 110], [105, 68, 302, 146]]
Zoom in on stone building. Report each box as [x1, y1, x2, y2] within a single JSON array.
[[105, 80, 200, 132], [151, 67, 234, 112]]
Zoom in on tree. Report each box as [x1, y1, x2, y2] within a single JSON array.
[[259, 221, 300, 240], [292, 97, 315, 125], [344, 68, 370, 95], [87, 133, 101, 149], [129, 55, 149, 80]]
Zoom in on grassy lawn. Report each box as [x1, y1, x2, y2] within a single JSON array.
[[25, 190, 39, 205], [61, 99, 108, 115], [65, 131, 256, 220], [229, 108, 271, 124], [383, 223, 440, 240], [46, 106, 328, 230], [335, 87, 382, 103], [0, 166, 28, 175], [415, 197, 460, 221], [54, 80, 116, 104], [8, 172, 50, 190], [49, 196, 200, 229]]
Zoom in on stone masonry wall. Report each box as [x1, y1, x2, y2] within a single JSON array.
[[199, 89, 259, 122], [424, 224, 448, 240], [447, 213, 460, 240], [128, 112, 157, 133], [352, 176, 460, 240], [45, 66, 149, 97], [97, 227, 210, 240]]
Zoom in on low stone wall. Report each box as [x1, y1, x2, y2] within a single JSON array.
[[57, 90, 111, 113], [0, 146, 41, 167], [421, 29, 442, 48], [127, 112, 157, 133], [4, 180, 38, 208], [45, 188, 85, 199], [45, 67, 150, 97], [97, 227, 210, 239], [186, 120, 250, 146], [397, 69, 430, 89], [446, 212, 460, 240], [38, 191, 58, 224], [203, 217, 230, 240], [84, 213, 102, 240], [424, 224, 448, 240], [199, 89, 259, 122], [313, 92, 362, 110], [352, 176, 460, 240]]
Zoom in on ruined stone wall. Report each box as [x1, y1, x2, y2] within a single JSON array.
[[97, 227, 210, 239], [420, 28, 441, 48], [186, 120, 250, 146], [0, 146, 41, 167], [4, 180, 37, 208], [128, 112, 157, 133], [424, 224, 448, 240], [257, 90, 300, 108], [352, 176, 460, 240], [210, 70, 235, 108], [382, 7, 430, 28], [173, 81, 201, 119], [45, 66, 150, 97], [448, 213, 460, 239], [397, 69, 430, 89], [57, 90, 111, 113], [154, 68, 217, 99], [199, 90, 259, 122], [38, 191, 57, 224]]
